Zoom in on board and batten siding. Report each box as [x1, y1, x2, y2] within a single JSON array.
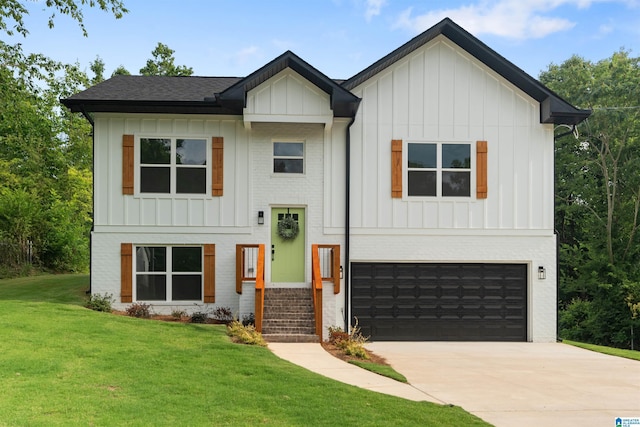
[[92, 114, 250, 229], [349, 36, 554, 233]]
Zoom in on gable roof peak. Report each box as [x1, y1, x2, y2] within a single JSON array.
[[342, 17, 589, 125]]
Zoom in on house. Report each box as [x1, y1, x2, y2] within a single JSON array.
[[62, 18, 589, 342]]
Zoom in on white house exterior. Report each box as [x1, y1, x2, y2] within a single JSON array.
[[63, 18, 589, 342]]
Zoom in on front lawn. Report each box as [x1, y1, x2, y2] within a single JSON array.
[[563, 339, 640, 361], [0, 275, 490, 426]]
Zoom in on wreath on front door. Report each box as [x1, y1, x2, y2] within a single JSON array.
[[277, 216, 299, 241]]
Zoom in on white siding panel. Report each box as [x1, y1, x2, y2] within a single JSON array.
[[174, 199, 189, 226], [190, 199, 205, 226], [93, 114, 250, 229], [424, 44, 440, 138], [498, 126, 515, 229], [349, 37, 550, 234], [454, 51, 471, 140]]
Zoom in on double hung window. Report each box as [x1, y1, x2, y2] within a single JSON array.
[[273, 142, 304, 174], [407, 142, 472, 197], [135, 246, 203, 301], [140, 138, 207, 194]]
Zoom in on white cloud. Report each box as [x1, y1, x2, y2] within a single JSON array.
[[233, 46, 260, 65], [365, 0, 387, 21], [391, 0, 632, 40]]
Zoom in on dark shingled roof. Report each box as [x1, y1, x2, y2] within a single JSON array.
[[66, 75, 241, 102], [62, 18, 589, 125]]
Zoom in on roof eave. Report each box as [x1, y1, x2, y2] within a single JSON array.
[[342, 17, 590, 125], [60, 99, 239, 115]]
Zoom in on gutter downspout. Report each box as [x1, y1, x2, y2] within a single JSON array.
[[81, 105, 95, 295], [344, 116, 356, 332]]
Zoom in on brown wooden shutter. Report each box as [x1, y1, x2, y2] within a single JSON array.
[[122, 135, 134, 195], [203, 244, 215, 303], [476, 140, 488, 199], [391, 139, 402, 198], [121, 243, 133, 303], [212, 137, 223, 196]]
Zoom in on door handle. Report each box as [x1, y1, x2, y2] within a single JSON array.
[[271, 244, 275, 261]]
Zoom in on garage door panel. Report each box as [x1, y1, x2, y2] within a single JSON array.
[[351, 263, 527, 341]]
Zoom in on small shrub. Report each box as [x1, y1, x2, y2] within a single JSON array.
[[211, 306, 234, 324], [86, 293, 114, 312], [126, 302, 152, 318], [328, 326, 349, 346], [343, 341, 369, 359], [171, 309, 187, 319], [190, 311, 209, 324], [242, 312, 255, 327], [326, 318, 370, 360], [227, 320, 267, 346]]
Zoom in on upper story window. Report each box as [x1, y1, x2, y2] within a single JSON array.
[[407, 142, 471, 197], [140, 137, 207, 194], [273, 142, 304, 174]]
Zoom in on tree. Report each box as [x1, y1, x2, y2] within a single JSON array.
[[139, 42, 193, 76], [111, 65, 131, 76], [0, 0, 127, 37], [541, 51, 640, 348]]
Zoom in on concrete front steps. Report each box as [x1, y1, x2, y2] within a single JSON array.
[[261, 288, 319, 343]]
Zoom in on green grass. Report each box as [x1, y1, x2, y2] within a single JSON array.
[[0, 275, 490, 426], [0, 273, 89, 305], [349, 360, 408, 383], [563, 339, 640, 361]]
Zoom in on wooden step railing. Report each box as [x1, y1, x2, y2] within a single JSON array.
[[236, 244, 265, 332], [311, 244, 341, 338]]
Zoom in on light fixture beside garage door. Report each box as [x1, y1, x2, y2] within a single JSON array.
[[538, 266, 546, 280]]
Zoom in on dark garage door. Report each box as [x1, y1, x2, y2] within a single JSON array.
[[351, 263, 527, 341]]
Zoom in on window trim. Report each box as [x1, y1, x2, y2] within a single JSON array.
[[403, 140, 476, 200], [133, 245, 204, 303], [272, 140, 305, 175], [134, 135, 212, 197]]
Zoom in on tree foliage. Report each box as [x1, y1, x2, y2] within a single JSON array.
[[0, 0, 127, 37], [0, 0, 117, 276], [541, 51, 640, 349], [139, 42, 193, 76]]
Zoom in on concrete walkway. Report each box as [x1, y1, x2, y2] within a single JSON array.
[[268, 342, 443, 403], [269, 341, 640, 427]]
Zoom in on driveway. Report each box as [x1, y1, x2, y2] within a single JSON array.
[[366, 342, 640, 427]]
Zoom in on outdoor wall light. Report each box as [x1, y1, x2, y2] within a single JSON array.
[[257, 211, 264, 225], [538, 266, 546, 280]]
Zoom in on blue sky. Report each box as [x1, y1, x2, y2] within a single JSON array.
[[5, 0, 639, 80]]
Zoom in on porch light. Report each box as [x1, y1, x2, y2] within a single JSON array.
[[258, 211, 264, 225], [538, 266, 546, 280]]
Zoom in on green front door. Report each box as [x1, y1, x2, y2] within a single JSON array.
[[271, 208, 305, 283]]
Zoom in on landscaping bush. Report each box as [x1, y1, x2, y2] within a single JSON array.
[[226, 320, 266, 346], [326, 319, 370, 359], [125, 302, 152, 318], [211, 306, 234, 324], [242, 312, 255, 327], [85, 293, 114, 312], [190, 311, 209, 324], [171, 309, 187, 319]]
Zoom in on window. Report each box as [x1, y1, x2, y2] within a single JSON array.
[[273, 142, 304, 173], [139, 137, 207, 194], [135, 246, 203, 301], [407, 142, 471, 197]]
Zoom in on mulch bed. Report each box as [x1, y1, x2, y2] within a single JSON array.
[[320, 341, 390, 366], [112, 310, 390, 366]]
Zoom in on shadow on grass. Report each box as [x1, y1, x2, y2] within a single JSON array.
[[0, 273, 89, 306]]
